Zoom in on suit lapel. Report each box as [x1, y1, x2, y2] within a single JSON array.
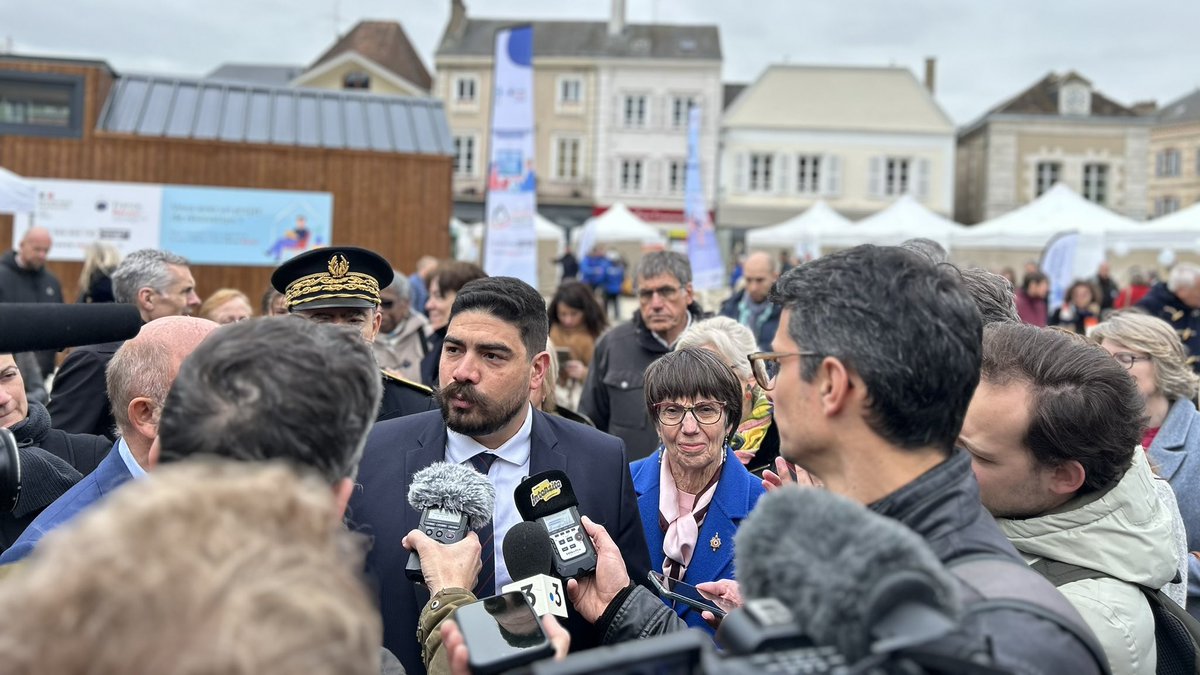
[[528, 410, 566, 475], [632, 454, 666, 573], [405, 416, 449, 610]]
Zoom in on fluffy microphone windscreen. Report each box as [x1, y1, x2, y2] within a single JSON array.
[[514, 470, 579, 521], [407, 461, 496, 531], [734, 487, 960, 661], [503, 521, 555, 581], [0, 303, 143, 353]]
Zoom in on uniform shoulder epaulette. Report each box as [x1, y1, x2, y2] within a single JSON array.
[[381, 369, 433, 395]]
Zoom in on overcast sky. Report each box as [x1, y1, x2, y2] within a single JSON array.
[[5, 0, 1198, 125]]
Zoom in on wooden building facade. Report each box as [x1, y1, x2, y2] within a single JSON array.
[[0, 55, 453, 302]]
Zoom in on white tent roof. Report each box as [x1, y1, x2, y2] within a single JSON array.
[[818, 194, 962, 248], [952, 183, 1136, 249], [0, 167, 35, 214], [573, 203, 666, 248], [534, 213, 566, 245], [744, 201, 851, 248], [1107, 202, 1200, 251]]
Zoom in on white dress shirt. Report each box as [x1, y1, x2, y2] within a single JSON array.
[[444, 403, 534, 590]]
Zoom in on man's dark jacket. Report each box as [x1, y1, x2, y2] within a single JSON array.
[[0, 250, 64, 377], [377, 371, 437, 422], [579, 303, 705, 461], [47, 341, 123, 440], [348, 409, 650, 675], [718, 290, 783, 353], [599, 451, 1104, 675], [1137, 282, 1200, 372]]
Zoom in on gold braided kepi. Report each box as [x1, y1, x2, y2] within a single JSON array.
[[270, 246, 394, 311]]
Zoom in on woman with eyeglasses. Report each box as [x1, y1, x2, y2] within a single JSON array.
[[1092, 312, 1200, 615], [628, 347, 766, 634]]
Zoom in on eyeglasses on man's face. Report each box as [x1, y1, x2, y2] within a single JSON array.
[[653, 400, 725, 426], [747, 351, 824, 391]]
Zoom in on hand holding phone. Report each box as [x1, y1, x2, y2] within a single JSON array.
[[454, 591, 554, 675], [648, 570, 738, 618]]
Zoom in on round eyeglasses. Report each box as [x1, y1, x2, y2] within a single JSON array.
[[653, 401, 726, 426], [1110, 352, 1151, 369]]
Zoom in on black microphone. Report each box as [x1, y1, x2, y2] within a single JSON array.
[[0, 303, 143, 353], [515, 470, 597, 579], [405, 461, 495, 585], [501, 521, 567, 618], [731, 487, 961, 662]]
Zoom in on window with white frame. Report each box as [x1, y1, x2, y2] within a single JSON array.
[[1035, 162, 1060, 196], [620, 159, 644, 192], [558, 78, 582, 106], [884, 157, 910, 196], [453, 135, 476, 177], [1082, 163, 1108, 204], [796, 155, 822, 194], [668, 159, 686, 193], [622, 94, 647, 128], [555, 137, 582, 180], [749, 153, 773, 192], [453, 76, 478, 105], [1156, 196, 1181, 216], [671, 96, 696, 129], [1158, 149, 1182, 177]]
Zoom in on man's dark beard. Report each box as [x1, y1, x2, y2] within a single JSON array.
[[436, 380, 528, 437]]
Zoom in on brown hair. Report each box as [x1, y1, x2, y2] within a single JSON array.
[[433, 260, 486, 296], [0, 461, 380, 675], [198, 288, 252, 322]]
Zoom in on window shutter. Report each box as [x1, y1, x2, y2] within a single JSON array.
[[735, 153, 748, 193], [646, 159, 660, 194], [823, 154, 842, 197], [609, 158, 619, 193], [615, 95, 625, 127], [868, 156, 883, 198], [774, 153, 789, 195], [916, 159, 931, 199]]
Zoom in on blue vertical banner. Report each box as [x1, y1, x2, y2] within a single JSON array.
[[483, 25, 538, 287], [684, 106, 723, 290]]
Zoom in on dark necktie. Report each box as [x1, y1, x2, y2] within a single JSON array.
[[466, 452, 499, 597]]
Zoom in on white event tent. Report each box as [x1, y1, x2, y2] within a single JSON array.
[[745, 200, 851, 249], [819, 194, 962, 249], [0, 167, 35, 215], [1108, 202, 1200, 252], [951, 184, 1135, 250]]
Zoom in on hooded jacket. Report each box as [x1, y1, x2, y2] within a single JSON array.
[[999, 450, 1178, 675]]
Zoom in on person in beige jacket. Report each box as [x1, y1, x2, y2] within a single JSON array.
[[962, 323, 1179, 675]]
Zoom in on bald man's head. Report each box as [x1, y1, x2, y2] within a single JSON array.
[[17, 227, 51, 271], [742, 251, 780, 304], [106, 316, 218, 451]]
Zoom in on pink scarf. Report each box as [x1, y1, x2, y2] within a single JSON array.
[[658, 453, 722, 581]]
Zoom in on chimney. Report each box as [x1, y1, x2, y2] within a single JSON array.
[[448, 0, 467, 39], [1131, 100, 1158, 116], [609, 0, 626, 36], [924, 57, 936, 95]]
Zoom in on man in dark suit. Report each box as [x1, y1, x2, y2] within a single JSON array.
[[350, 276, 650, 675], [48, 249, 201, 438]]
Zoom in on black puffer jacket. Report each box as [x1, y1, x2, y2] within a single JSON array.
[[0, 402, 113, 551], [598, 451, 1106, 675]]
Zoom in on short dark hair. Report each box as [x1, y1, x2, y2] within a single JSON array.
[[981, 323, 1142, 495], [451, 277, 549, 360], [548, 280, 608, 338], [958, 266, 1020, 325], [644, 347, 744, 445], [433, 260, 487, 295], [769, 245, 982, 452], [1021, 272, 1047, 293], [157, 317, 381, 484], [635, 251, 692, 287]]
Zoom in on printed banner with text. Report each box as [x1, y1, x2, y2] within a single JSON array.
[[482, 25, 538, 286], [685, 106, 724, 290]]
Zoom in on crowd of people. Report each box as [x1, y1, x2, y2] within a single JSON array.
[[2, 223, 1200, 674]]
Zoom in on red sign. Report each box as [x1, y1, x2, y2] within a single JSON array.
[[591, 205, 714, 225]]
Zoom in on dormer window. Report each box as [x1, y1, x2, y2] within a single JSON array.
[[342, 71, 370, 89], [1059, 81, 1091, 116]]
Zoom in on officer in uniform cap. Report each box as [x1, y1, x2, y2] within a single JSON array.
[[271, 246, 436, 422]]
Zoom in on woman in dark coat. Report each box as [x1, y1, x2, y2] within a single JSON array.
[[1, 353, 112, 550]]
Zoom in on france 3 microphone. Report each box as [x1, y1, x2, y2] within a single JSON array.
[[515, 470, 597, 578], [404, 461, 496, 584], [501, 521, 568, 618]]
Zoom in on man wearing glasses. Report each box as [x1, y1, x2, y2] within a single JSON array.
[[581, 251, 707, 461]]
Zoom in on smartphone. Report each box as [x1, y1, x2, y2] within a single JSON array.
[[555, 348, 572, 366], [647, 570, 736, 618], [456, 591, 554, 675]]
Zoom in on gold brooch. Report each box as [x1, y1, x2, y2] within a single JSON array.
[[328, 254, 350, 278], [710, 532, 721, 552]]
